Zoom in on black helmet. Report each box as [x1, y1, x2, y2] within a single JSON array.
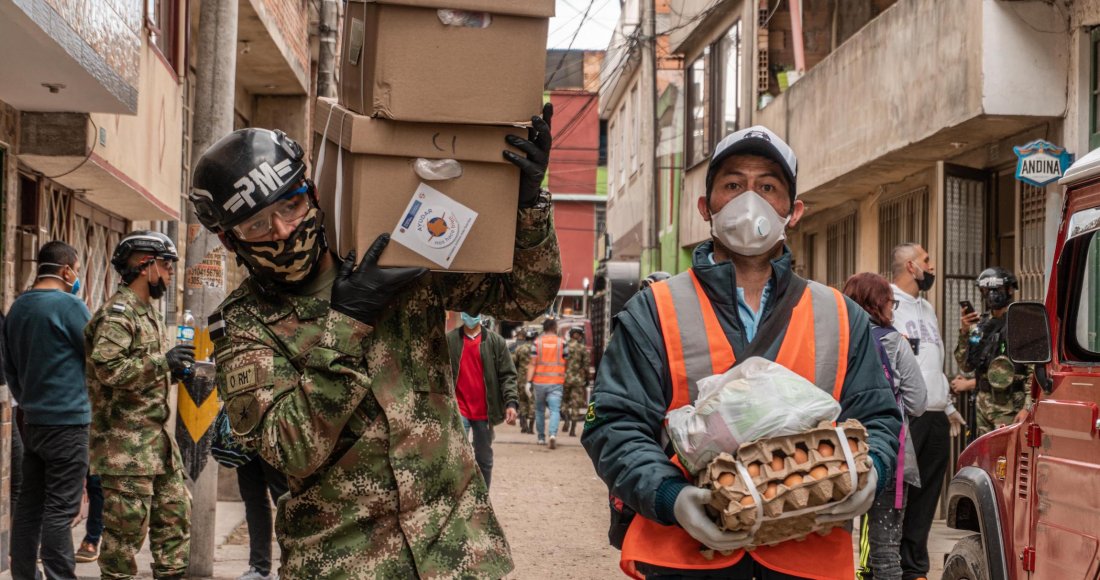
[[641, 271, 672, 289], [111, 230, 178, 276], [569, 326, 585, 338], [525, 328, 539, 340], [190, 128, 307, 234], [975, 267, 1018, 290]]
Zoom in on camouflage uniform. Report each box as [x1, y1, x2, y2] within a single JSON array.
[[212, 206, 560, 578], [513, 341, 534, 418], [563, 338, 590, 414], [85, 286, 191, 579], [955, 315, 1032, 436]]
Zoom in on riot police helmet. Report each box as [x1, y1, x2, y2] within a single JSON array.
[[976, 267, 1018, 310], [189, 128, 308, 235], [568, 326, 585, 339], [111, 230, 179, 282]]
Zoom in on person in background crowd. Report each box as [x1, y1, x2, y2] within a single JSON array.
[[527, 318, 566, 449], [889, 243, 965, 580], [512, 328, 538, 434], [447, 312, 520, 488], [5, 241, 92, 580], [562, 326, 590, 438], [844, 272, 927, 580], [236, 456, 289, 580], [953, 267, 1031, 436], [86, 231, 194, 580]]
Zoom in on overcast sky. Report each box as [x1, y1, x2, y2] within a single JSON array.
[[547, 0, 620, 51]]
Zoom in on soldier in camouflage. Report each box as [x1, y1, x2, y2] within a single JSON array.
[[512, 328, 538, 434], [189, 115, 560, 579], [562, 326, 590, 437], [85, 231, 195, 580], [954, 267, 1032, 436]]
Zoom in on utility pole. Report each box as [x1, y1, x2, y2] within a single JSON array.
[[643, 0, 659, 274], [181, 0, 238, 576], [317, 0, 339, 98]]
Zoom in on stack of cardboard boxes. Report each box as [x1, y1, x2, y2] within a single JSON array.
[[314, 0, 555, 272]]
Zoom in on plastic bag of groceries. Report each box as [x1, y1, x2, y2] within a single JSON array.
[[666, 357, 841, 474]]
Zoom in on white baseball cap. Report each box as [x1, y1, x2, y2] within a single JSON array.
[[706, 126, 798, 199]]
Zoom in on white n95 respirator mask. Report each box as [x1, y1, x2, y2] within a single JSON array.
[[709, 191, 790, 256]]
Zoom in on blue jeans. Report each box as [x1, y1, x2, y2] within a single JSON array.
[[534, 385, 563, 440]]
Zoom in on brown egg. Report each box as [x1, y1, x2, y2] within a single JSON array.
[[763, 482, 778, 499], [717, 472, 736, 487], [848, 438, 860, 453], [793, 448, 809, 464], [770, 452, 786, 472], [747, 462, 762, 478], [783, 473, 804, 488], [809, 466, 829, 480], [817, 441, 835, 457], [839, 462, 850, 472], [739, 495, 755, 507]]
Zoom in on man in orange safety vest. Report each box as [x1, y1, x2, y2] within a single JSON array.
[[527, 318, 566, 448]]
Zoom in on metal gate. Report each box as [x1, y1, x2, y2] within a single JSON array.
[[1018, 183, 1047, 301]]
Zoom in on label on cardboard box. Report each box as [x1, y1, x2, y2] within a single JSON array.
[[391, 183, 478, 268]]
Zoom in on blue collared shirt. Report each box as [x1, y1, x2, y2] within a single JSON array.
[[708, 252, 772, 342]]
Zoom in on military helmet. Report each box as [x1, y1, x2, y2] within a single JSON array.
[[190, 128, 307, 234], [975, 267, 1018, 290], [569, 325, 585, 338], [525, 328, 539, 340], [641, 271, 672, 289], [111, 230, 178, 275]]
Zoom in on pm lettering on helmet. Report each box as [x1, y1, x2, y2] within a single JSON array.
[[223, 159, 295, 213]]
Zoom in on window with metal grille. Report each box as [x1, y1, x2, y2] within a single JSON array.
[[942, 170, 987, 379], [878, 187, 929, 277], [826, 213, 857, 289], [1018, 183, 1047, 301]]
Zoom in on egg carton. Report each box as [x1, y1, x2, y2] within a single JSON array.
[[698, 419, 872, 547]]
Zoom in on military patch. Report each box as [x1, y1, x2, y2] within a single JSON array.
[[225, 364, 259, 394], [111, 303, 126, 313], [225, 394, 262, 436], [208, 311, 226, 341], [584, 401, 600, 427]]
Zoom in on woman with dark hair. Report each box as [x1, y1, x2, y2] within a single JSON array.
[[843, 272, 927, 580]]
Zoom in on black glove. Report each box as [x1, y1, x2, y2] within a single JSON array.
[[165, 344, 195, 373], [504, 102, 553, 208], [331, 234, 428, 326]]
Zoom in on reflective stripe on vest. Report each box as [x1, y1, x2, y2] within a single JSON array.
[[619, 269, 853, 580], [532, 334, 566, 385]]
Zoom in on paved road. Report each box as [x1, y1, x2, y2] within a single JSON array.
[[60, 421, 970, 579]]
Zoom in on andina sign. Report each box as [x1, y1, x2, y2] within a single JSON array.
[[1014, 140, 1073, 187]]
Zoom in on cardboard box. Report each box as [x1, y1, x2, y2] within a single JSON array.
[[312, 98, 524, 272], [340, 0, 554, 124]]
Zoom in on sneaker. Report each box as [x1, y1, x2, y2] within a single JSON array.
[[237, 567, 277, 580], [537, 438, 546, 445], [549, 436, 556, 449], [75, 540, 99, 563]]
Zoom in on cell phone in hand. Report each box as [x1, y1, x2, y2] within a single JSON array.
[[959, 300, 975, 315]]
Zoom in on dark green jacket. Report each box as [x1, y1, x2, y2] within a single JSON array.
[[581, 242, 901, 526], [447, 327, 519, 425]]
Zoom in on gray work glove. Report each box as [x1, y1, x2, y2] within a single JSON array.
[[673, 486, 753, 551], [815, 466, 879, 525]]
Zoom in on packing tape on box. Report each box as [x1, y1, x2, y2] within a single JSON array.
[[313, 104, 347, 246], [437, 9, 492, 28], [413, 158, 463, 180]]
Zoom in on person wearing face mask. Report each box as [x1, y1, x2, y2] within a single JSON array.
[[85, 231, 193, 580], [888, 243, 966, 580], [953, 267, 1032, 437], [581, 126, 900, 579], [190, 120, 559, 577], [446, 312, 519, 489], [4, 241, 91, 580]]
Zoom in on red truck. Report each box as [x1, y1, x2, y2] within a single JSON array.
[[943, 151, 1100, 578]]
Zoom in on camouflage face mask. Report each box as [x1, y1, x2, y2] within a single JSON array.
[[234, 207, 323, 284]]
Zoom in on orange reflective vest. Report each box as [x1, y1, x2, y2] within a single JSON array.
[[620, 269, 854, 580], [532, 334, 566, 387]]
